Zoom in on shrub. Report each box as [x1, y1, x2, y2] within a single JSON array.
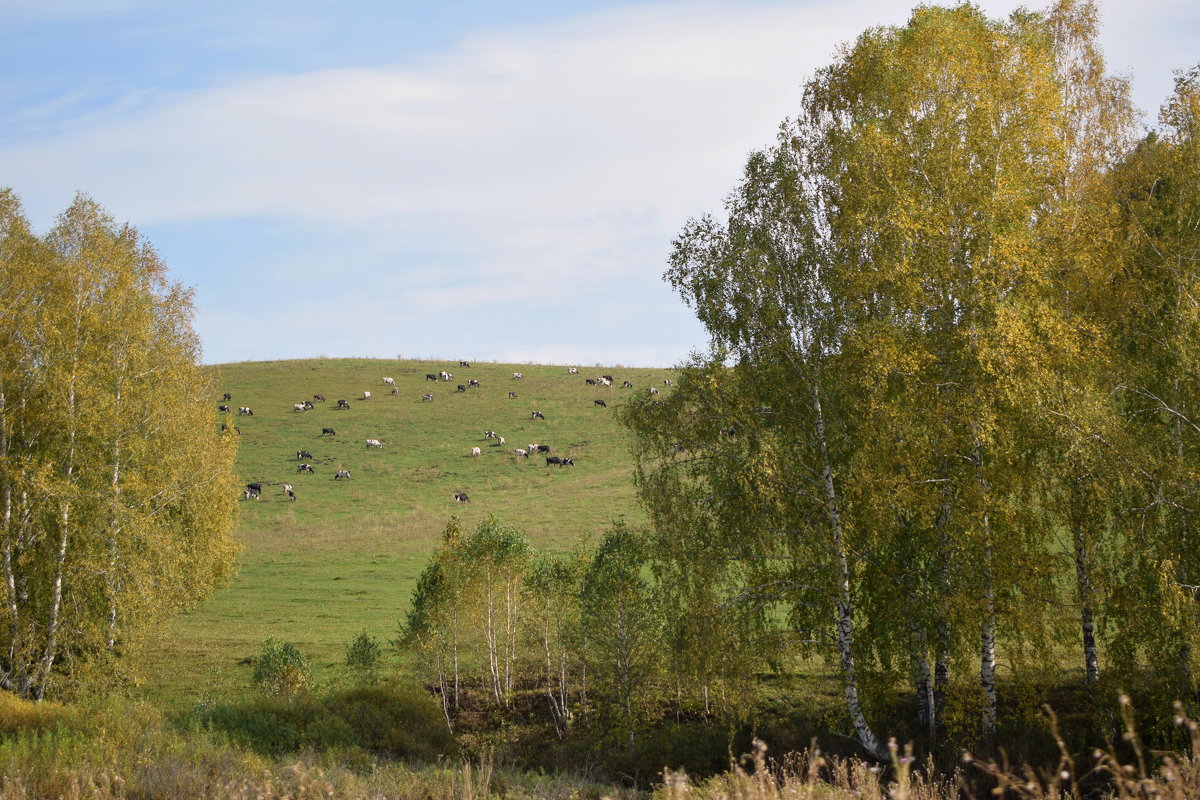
[[345, 632, 382, 684], [197, 683, 456, 761], [251, 638, 312, 699]]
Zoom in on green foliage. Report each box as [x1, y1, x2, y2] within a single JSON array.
[[344, 632, 382, 682], [0, 190, 239, 699], [251, 638, 313, 699], [197, 683, 455, 761], [579, 524, 664, 750]]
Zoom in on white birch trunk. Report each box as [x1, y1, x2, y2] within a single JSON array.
[[812, 379, 888, 760]]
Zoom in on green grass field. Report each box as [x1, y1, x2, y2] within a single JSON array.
[[135, 357, 674, 710]]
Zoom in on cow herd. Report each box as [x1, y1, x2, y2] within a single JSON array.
[[221, 362, 672, 506]]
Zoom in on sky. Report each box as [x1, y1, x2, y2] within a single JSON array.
[[1, 1, 1197, 367]]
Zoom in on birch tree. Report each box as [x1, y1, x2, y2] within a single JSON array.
[[0, 191, 239, 699], [628, 1, 1135, 753]]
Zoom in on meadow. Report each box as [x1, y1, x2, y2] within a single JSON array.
[[134, 357, 674, 710]]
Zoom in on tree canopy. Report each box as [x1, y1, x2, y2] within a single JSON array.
[[0, 190, 239, 699]]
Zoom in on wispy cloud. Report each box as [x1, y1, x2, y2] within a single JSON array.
[[1, 0, 1192, 366]]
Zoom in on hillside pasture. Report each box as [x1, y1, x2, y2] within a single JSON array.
[[136, 358, 672, 709]]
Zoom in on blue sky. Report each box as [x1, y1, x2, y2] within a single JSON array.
[[2, 1, 1196, 366]]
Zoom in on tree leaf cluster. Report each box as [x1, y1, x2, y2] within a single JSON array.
[[0, 191, 240, 699]]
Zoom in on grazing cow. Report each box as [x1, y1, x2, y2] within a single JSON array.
[[425, 373, 438, 382], [527, 443, 538, 453], [297, 463, 315, 474], [497, 436, 506, 446], [242, 489, 259, 500], [222, 392, 232, 401], [218, 404, 230, 412], [585, 378, 597, 386], [602, 375, 614, 382], [531, 410, 545, 420], [313, 394, 326, 402], [456, 385, 466, 393], [246, 482, 263, 494], [512, 372, 523, 379], [382, 377, 396, 386], [296, 450, 313, 460], [362, 391, 371, 400], [546, 456, 562, 465], [454, 492, 470, 502], [599, 377, 612, 387], [337, 399, 350, 409], [422, 393, 434, 402], [390, 387, 398, 395], [282, 483, 293, 495], [594, 399, 607, 408], [366, 438, 383, 448], [468, 379, 480, 387], [303, 400, 314, 409], [514, 449, 528, 458], [536, 444, 551, 453], [567, 367, 579, 374], [650, 387, 659, 395], [285, 488, 296, 501], [470, 447, 482, 457], [664, 379, 674, 386], [559, 457, 575, 467], [439, 371, 452, 381], [293, 403, 308, 412], [334, 469, 351, 480], [322, 427, 336, 436], [239, 406, 254, 415], [484, 431, 497, 440], [460, 361, 470, 367], [508, 391, 518, 399], [622, 380, 633, 388]]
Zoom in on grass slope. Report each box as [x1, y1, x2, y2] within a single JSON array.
[[136, 357, 674, 710]]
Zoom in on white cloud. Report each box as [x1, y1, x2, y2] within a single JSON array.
[[2, 0, 1193, 366]]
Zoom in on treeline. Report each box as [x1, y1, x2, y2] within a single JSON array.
[[0, 192, 239, 699], [404, 0, 1200, 763], [404, 516, 708, 753]]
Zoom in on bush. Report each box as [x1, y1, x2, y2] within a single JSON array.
[[251, 638, 312, 698], [197, 683, 456, 761], [345, 632, 382, 684], [0, 690, 73, 735]]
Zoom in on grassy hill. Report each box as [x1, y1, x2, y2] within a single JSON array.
[[135, 357, 674, 710]]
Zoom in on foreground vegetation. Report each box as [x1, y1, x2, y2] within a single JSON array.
[[5, 688, 1200, 799]]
